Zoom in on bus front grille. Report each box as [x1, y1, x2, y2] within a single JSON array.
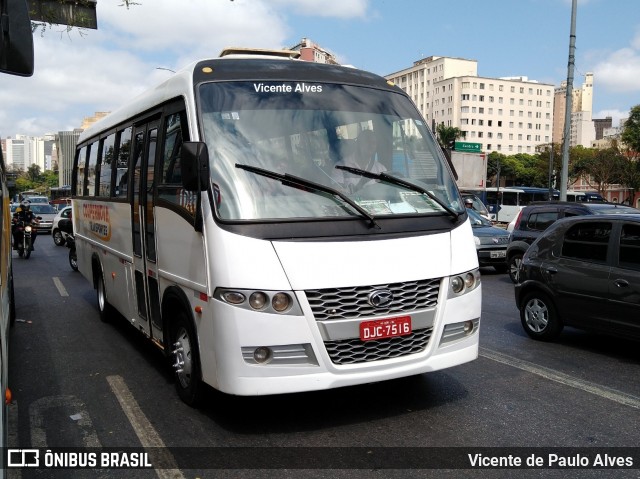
[[324, 327, 433, 365], [305, 278, 440, 321]]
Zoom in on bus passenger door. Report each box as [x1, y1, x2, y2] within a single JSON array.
[[131, 121, 162, 340]]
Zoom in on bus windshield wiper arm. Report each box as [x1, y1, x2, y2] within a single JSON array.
[[236, 163, 380, 229], [335, 165, 460, 220]]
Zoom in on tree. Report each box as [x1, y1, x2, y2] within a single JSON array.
[[435, 124, 463, 150], [621, 104, 640, 156], [26, 164, 42, 182], [572, 147, 624, 195]]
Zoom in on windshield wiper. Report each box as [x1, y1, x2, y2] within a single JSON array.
[[335, 165, 461, 220], [235, 163, 380, 229]]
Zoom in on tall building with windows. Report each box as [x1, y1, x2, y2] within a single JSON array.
[[552, 73, 595, 147], [4, 134, 56, 171], [385, 56, 554, 154], [55, 129, 83, 187]]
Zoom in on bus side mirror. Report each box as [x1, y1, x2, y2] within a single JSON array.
[[181, 141, 210, 191], [0, 0, 35, 77]]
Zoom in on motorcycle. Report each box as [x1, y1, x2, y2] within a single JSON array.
[[58, 218, 77, 271], [12, 218, 40, 259]]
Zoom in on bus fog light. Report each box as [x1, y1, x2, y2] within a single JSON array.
[[249, 292, 268, 310], [272, 293, 291, 312], [253, 347, 272, 363], [222, 291, 245, 304], [451, 276, 464, 293], [463, 320, 474, 334]]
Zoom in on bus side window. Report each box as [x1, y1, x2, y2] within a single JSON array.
[[502, 192, 517, 206], [86, 142, 99, 197], [158, 110, 193, 214], [114, 127, 132, 199], [98, 133, 116, 197], [75, 146, 88, 196]]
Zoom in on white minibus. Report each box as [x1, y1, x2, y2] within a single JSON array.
[[72, 48, 481, 405]]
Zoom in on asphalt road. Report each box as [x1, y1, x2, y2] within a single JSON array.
[[6, 238, 640, 479]]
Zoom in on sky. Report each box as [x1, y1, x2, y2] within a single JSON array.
[[1, 0, 639, 140]]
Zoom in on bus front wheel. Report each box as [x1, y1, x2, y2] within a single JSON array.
[[170, 312, 203, 407]]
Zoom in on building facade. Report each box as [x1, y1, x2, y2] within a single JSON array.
[[385, 56, 554, 155], [552, 73, 595, 148], [4, 134, 55, 172], [289, 38, 339, 64], [55, 129, 83, 187]]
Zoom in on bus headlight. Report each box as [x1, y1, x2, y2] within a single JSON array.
[[451, 276, 464, 294], [272, 292, 291, 312], [215, 288, 302, 316], [249, 292, 268, 310], [448, 269, 481, 297], [222, 291, 245, 304]]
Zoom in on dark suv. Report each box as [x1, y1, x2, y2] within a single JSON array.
[[507, 202, 639, 283], [514, 214, 640, 342]]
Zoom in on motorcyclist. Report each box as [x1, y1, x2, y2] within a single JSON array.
[[12, 200, 39, 250]]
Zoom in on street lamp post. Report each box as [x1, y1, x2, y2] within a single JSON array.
[[495, 157, 501, 222], [548, 144, 554, 200]]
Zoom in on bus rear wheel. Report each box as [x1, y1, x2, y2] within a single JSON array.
[[96, 271, 115, 322], [170, 312, 203, 407]]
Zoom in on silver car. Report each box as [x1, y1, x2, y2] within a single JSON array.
[[28, 204, 58, 235]]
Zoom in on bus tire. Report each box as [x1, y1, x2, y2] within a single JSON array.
[[170, 311, 203, 407], [96, 270, 115, 323]]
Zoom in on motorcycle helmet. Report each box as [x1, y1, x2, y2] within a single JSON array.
[[20, 200, 31, 209]]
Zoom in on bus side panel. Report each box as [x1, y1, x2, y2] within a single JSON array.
[[154, 207, 207, 292], [74, 200, 135, 319]]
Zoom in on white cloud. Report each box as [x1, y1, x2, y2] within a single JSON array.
[[267, 0, 369, 18], [593, 47, 640, 93], [0, 1, 296, 137], [97, 1, 290, 57]]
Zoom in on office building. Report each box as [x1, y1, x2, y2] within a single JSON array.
[[385, 56, 554, 154], [552, 73, 595, 148]]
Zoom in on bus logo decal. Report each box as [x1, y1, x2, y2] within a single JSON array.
[[368, 289, 393, 308]]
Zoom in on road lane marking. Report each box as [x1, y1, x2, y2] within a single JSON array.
[[480, 347, 640, 409], [52, 277, 69, 297], [8, 401, 21, 479], [106, 375, 185, 479]]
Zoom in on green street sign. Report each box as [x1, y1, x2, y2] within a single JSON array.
[[455, 141, 482, 153]]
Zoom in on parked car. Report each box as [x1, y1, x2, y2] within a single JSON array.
[[515, 214, 640, 342], [467, 208, 510, 273], [507, 201, 639, 283], [27, 204, 58, 235], [51, 205, 72, 246]]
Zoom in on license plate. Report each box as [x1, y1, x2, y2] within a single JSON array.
[[490, 250, 506, 258], [359, 316, 412, 341]]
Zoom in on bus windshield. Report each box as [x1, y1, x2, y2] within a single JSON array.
[[199, 82, 462, 221]]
